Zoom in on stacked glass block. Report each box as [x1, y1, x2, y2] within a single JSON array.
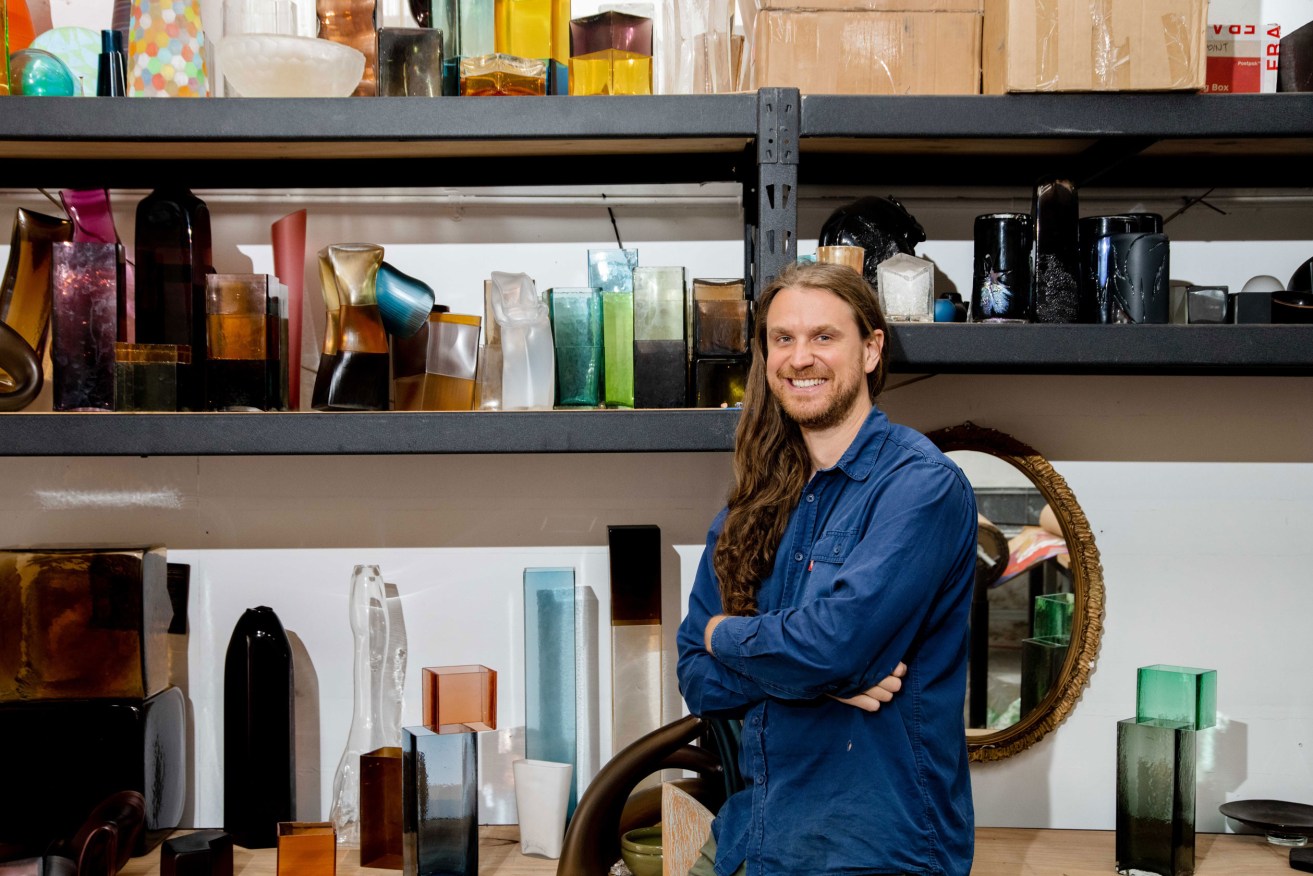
[[1116, 664, 1218, 876], [691, 278, 750, 408], [1020, 592, 1073, 714], [204, 273, 289, 412], [402, 665, 497, 876], [568, 10, 653, 95], [592, 248, 639, 408], [0, 547, 187, 857]]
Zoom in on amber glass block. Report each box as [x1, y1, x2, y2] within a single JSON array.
[[275, 823, 336, 876], [692, 278, 744, 301], [205, 274, 270, 412], [394, 312, 481, 411], [318, 0, 376, 95], [694, 299, 750, 357], [115, 343, 190, 412], [421, 665, 496, 731], [161, 830, 234, 876], [692, 357, 748, 408], [493, 0, 566, 91], [0, 209, 72, 387], [459, 52, 546, 94], [817, 245, 865, 276], [360, 747, 403, 869], [0, 547, 170, 702], [568, 49, 651, 95]]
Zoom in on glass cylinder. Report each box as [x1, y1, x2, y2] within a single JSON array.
[[1116, 718, 1196, 876], [205, 274, 269, 412], [568, 11, 652, 95], [602, 291, 634, 408], [1100, 233, 1171, 325], [128, 0, 208, 95], [816, 245, 864, 277], [114, 343, 189, 412], [134, 188, 212, 411], [330, 565, 393, 848], [972, 213, 1033, 323], [490, 271, 554, 409], [1, 209, 73, 390], [378, 27, 444, 95], [875, 253, 934, 322], [633, 266, 686, 409], [318, 0, 377, 95], [459, 52, 546, 94], [51, 241, 118, 412], [312, 244, 389, 411], [224, 606, 296, 850], [1031, 178, 1080, 323], [494, 0, 567, 93], [548, 288, 602, 407], [523, 568, 577, 820]]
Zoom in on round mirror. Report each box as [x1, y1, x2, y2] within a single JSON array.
[[926, 423, 1105, 761]]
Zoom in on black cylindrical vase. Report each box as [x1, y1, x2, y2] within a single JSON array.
[[972, 213, 1032, 322], [1031, 179, 1080, 323], [1100, 233, 1171, 324], [1078, 214, 1162, 323], [223, 606, 295, 848]]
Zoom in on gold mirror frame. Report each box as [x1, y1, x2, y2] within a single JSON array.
[[927, 422, 1105, 762]]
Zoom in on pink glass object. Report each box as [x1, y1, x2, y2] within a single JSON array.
[[60, 188, 133, 343], [271, 210, 306, 410], [51, 241, 118, 411]]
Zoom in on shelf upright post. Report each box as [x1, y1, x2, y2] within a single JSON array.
[[745, 87, 798, 301]]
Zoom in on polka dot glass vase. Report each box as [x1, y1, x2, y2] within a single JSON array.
[[129, 0, 209, 96]]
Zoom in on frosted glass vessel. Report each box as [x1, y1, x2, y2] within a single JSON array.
[[490, 271, 554, 410], [330, 565, 394, 848], [523, 568, 577, 820], [548, 288, 602, 407], [670, 0, 732, 93], [876, 253, 934, 322]]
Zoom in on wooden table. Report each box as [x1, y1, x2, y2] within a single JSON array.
[[119, 826, 1297, 875]]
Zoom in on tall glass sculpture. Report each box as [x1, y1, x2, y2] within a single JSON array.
[[490, 271, 554, 410], [493, 0, 567, 93], [330, 565, 396, 847], [224, 607, 296, 849], [1, 208, 73, 390], [523, 568, 577, 819], [1031, 178, 1080, 323], [632, 266, 685, 408], [548, 288, 602, 407], [312, 244, 389, 411], [50, 241, 118, 412], [134, 188, 212, 411], [607, 525, 662, 755], [1116, 665, 1217, 876]]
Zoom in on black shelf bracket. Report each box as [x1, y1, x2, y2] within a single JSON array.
[[1069, 136, 1160, 187], [746, 87, 799, 300]]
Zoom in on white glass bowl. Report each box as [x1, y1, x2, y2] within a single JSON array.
[[218, 35, 363, 97]]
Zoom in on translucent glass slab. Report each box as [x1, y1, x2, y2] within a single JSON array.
[[361, 747, 403, 869], [523, 567, 577, 819], [1033, 592, 1074, 640], [602, 291, 634, 408], [1019, 635, 1068, 715], [1137, 665, 1217, 731], [1116, 717, 1196, 876], [587, 249, 637, 294], [608, 525, 662, 755], [421, 665, 496, 731]]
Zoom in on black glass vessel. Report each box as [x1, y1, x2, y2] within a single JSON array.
[[972, 213, 1033, 322], [1031, 179, 1080, 323]]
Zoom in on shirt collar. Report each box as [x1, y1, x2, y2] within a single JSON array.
[[818, 404, 889, 482]]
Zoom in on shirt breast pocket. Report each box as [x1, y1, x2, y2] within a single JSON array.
[[805, 529, 857, 601]]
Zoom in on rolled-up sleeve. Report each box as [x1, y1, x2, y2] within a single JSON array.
[[709, 463, 976, 698]]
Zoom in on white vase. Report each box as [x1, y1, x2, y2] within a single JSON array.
[[512, 758, 574, 859]]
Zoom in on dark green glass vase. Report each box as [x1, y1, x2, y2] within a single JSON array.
[[1116, 717, 1196, 876]]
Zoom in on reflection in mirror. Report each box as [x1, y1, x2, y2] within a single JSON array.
[[928, 423, 1104, 762]]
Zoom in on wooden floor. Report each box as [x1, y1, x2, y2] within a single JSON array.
[[119, 826, 1298, 875]]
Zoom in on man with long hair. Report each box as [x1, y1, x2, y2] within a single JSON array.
[[677, 262, 977, 875]]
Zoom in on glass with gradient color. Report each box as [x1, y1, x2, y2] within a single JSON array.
[[568, 10, 651, 95], [276, 824, 336, 876], [524, 568, 577, 820], [0, 686, 186, 857], [607, 525, 662, 756], [204, 274, 269, 411], [632, 266, 685, 408], [816, 245, 865, 276], [402, 725, 478, 876], [317, 0, 376, 94], [419, 0, 494, 94], [0, 547, 171, 703], [114, 343, 188, 412], [360, 747, 403, 869], [312, 244, 389, 411], [50, 241, 118, 412], [1019, 635, 1068, 715], [61, 189, 131, 341], [394, 311, 482, 411], [1, 209, 73, 389], [422, 665, 496, 731], [587, 248, 637, 293], [693, 357, 747, 408], [459, 52, 545, 94], [494, 0, 567, 93], [694, 299, 749, 357], [1116, 717, 1196, 876], [602, 291, 634, 408], [377, 27, 443, 96], [548, 288, 602, 407], [1137, 665, 1217, 731]]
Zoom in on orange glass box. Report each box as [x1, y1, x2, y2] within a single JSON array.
[[276, 822, 336, 876], [421, 665, 496, 731]]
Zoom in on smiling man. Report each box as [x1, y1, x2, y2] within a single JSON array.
[[677, 262, 978, 876]]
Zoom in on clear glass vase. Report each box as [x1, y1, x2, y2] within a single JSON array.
[[330, 564, 396, 846]]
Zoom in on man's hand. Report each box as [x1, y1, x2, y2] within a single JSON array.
[[830, 662, 907, 713], [704, 614, 728, 654]]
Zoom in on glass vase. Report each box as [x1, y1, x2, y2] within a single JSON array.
[[330, 564, 396, 847], [311, 244, 389, 411], [1, 208, 73, 391], [128, 0, 208, 96], [317, 0, 377, 95], [490, 271, 554, 410]]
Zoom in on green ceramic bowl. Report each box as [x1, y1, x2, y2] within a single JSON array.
[[620, 824, 663, 876]]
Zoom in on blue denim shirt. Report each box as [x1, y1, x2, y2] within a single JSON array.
[[676, 406, 977, 876]]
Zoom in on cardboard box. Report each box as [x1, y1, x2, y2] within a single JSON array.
[[751, 9, 982, 94], [756, 0, 981, 11], [983, 0, 1206, 92], [1206, 0, 1263, 92]]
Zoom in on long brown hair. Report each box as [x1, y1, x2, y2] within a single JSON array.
[[713, 262, 890, 615]]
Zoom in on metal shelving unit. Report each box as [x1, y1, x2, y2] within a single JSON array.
[[1, 91, 1311, 456]]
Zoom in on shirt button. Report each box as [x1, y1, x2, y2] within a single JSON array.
[[756, 775, 765, 784], [806, 494, 815, 503], [794, 552, 803, 561]]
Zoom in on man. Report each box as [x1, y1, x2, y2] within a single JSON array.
[[676, 262, 977, 875]]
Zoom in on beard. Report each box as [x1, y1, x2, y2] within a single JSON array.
[[769, 367, 866, 431]]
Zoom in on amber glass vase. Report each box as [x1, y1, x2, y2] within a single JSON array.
[[318, 0, 377, 95], [1, 208, 73, 389], [312, 244, 389, 411]]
